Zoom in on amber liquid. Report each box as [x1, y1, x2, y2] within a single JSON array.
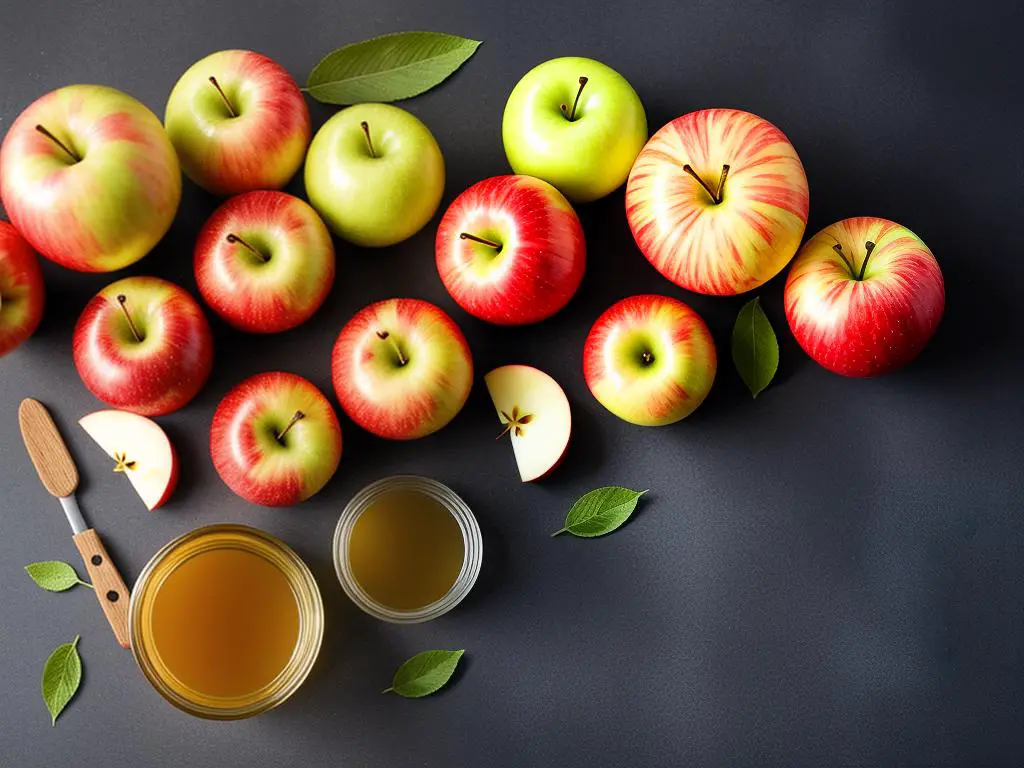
[[348, 489, 465, 611], [150, 548, 300, 699]]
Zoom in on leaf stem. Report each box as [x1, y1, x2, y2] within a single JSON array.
[[78, 579, 94, 590], [382, 687, 394, 694], [551, 527, 568, 537], [71, 635, 80, 650]]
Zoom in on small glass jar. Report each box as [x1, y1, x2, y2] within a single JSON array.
[[129, 524, 324, 720], [333, 475, 483, 623]]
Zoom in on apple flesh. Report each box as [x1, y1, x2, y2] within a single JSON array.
[[164, 50, 311, 196], [0, 85, 181, 272], [435, 175, 586, 325], [79, 410, 178, 510], [210, 371, 342, 506], [626, 108, 809, 295], [0, 222, 45, 357], [584, 294, 717, 426], [785, 217, 945, 377], [332, 298, 473, 440], [485, 365, 571, 482]]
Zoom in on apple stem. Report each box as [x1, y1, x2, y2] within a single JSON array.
[[857, 241, 877, 281], [682, 164, 730, 204], [375, 330, 408, 366], [276, 411, 305, 442], [208, 76, 237, 117], [831, 244, 856, 276], [34, 124, 80, 163], [226, 233, 268, 263], [559, 76, 589, 122], [360, 121, 376, 158], [459, 232, 502, 251], [115, 294, 143, 343]]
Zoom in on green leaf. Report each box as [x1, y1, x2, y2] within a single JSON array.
[[307, 31, 482, 105], [731, 297, 779, 398], [383, 649, 464, 698], [25, 561, 91, 592], [552, 487, 648, 538], [42, 635, 82, 726]]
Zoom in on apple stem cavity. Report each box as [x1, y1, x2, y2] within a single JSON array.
[[682, 164, 730, 204], [115, 294, 144, 343], [459, 232, 503, 252], [226, 233, 268, 263], [275, 410, 305, 442], [832, 241, 877, 281], [360, 121, 377, 158], [559, 76, 589, 122], [375, 330, 408, 366], [857, 241, 877, 281], [208, 76, 237, 117], [34, 124, 80, 163]]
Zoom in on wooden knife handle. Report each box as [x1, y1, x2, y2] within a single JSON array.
[[73, 529, 131, 649]]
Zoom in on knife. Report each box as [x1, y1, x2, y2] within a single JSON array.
[[18, 398, 131, 649]]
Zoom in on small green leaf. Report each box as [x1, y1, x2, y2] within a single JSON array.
[[552, 487, 648, 538], [383, 649, 464, 698], [25, 561, 91, 592], [307, 31, 482, 105], [42, 635, 82, 726], [731, 297, 779, 398]]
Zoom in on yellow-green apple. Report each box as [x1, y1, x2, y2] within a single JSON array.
[[502, 57, 646, 203], [79, 410, 178, 511], [0, 85, 181, 272], [304, 103, 444, 247], [435, 175, 586, 325], [0, 222, 45, 357], [785, 217, 944, 377], [626, 109, 809, 295], [584, 295, 717, 426], [210, 371, 342, 507], [164, 50, 311, 195], [194, 190, 335, 332], [73, 277, 213, 416], [485, 365, 571, 482], [332, 298, 472, 439]]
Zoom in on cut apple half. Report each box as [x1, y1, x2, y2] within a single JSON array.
[[484, 364, 571, 482], [79, 410, 179, 510]]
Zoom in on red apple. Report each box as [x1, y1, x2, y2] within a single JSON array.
[[332, 298, 473, 440], [784, 217, 944, 377], [194, 190, 335, 333], [73, 277, 214, 416], [0, 221, 45, 357], [435, 175, 586, 324], [210, 371, 342, 506], [626, 109, 809, 295]]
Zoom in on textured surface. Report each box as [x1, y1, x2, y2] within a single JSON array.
[[0, 0, 1022, 765]]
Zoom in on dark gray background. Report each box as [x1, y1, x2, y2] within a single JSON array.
[[1, 0, 1021, 765]]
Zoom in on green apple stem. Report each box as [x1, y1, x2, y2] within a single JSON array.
[[682, 164, 730, 204], [208, 76, 237, 117], [34, 124, 80, 163], [459, 232, 502, 252], [857, 241, 877, 281], [559, 76, 589, 122], [115, 294, 143, 343], [375, 330, 407, 366], [360, 121, 376, 158], [226, 233, 268, 263], [275, 410, 305, 442]]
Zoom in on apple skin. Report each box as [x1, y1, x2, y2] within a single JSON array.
[[435, 175, 586, 325], [164, 50, 311, 196], [0, 85, 181, 272], [583, 294, 717, 426], [785, 217, 945, 377], [194, 190, 335, 333], [210, 371, 342, 507], [502, 57, 647, 203], [73, 277, 214, 416], [626, 108, 809, 295], [0, 222, 45, 357], [304, 103, 444, 247], [332, 298, 473, 440]]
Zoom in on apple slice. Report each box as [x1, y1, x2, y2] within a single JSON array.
[[79, 410, 178, 510], [485, 365, 571, 482]]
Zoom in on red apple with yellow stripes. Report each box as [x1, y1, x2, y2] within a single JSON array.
[[0, 222, 45, 357], [210, 371, 342, 507], [626, 108, 809, 295], [784, 217, 944, 377]]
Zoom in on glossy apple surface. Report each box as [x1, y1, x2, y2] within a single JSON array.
[[785, 217, 944, 377], [73, 277, 214, 416], [332, 298, 472, 439], [165, 50, 311, 195], [503, 56, 647, 202], [0, 85, 181, 272], [626, 108, 809, 295], [584, 294, 717, 426], [305, 103, 444, 247], [211, 372, 342, 506], [194, 190, 335, 333], [435, 175, 586, 325], [0, 222, 45, 357]]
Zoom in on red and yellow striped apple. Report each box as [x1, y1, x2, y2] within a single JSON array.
[[626, 109, 809, 295], [785, 217, 944, 377], [0, 222, 45, 357]]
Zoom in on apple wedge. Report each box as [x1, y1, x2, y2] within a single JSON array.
[[79, 410, 178, 510], [485, 365, 571, 482]]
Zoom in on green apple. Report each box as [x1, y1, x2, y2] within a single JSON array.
[[502, 57, 647, 203], [304, 104, 444, 247]]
